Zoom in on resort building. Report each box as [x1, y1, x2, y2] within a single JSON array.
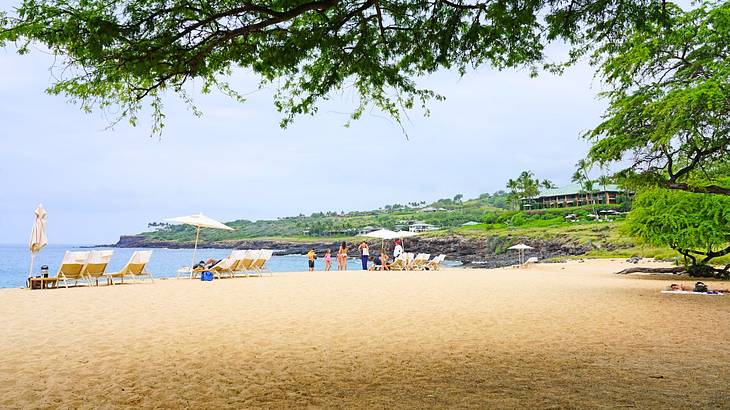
[[409, 222, 438, 233], [358, 226, 378, 235], [523, 183, 624, 209]]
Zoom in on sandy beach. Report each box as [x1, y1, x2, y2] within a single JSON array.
[[1, 259, 729, 408]]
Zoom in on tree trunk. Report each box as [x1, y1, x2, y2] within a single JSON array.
[[614, 266, 686, 275]]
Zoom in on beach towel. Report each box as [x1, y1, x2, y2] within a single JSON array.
[[660, 290, 724, 295]]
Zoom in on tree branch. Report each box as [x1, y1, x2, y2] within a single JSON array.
[[665, 182, 730, 196]]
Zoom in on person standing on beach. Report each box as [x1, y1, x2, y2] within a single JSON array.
[[307, 249, 316, 272], [337, 242, 348, 271], [358, 241, 369, 270], [324, 249, 332, 271], [393, 240, 403, 259]]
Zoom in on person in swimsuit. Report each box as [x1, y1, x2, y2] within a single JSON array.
[[380, 249, 390, 270], [193, 258, 219, 269], [668, 283, 729, 293], [337, 241, 348, 271], [324, 249, 332, 271], [307, 249, 316, 272]]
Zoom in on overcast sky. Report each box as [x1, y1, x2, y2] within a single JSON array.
[[0, 4, 610, 244]]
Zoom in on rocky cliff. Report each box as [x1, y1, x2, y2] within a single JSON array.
[[115, 234, 605, 268]]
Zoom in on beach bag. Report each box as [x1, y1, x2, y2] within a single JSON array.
[[200, 271, 214, 281], [693, 282, 708, 293]]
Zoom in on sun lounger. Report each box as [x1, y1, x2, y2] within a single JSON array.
[[425, 254, 446, 270], [250, 249, 274, 276], [389, 254, 409, 271], [411, 253, 431, 270], [522, 257, 538, 268], [82, 250, 114, 286], [106, 251, 153, 284], [192, 256, 237, 279], [231, 250, 255, 277], [53, 251, 91, 288]]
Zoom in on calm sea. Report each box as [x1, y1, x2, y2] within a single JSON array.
[[0, 244, 366, 288]]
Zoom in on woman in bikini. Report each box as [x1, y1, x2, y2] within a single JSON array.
[[337, 241, 348, 271]]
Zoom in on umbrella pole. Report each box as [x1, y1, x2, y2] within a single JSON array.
[[190, 226, 201, 279], [28, 252, 36, 278]]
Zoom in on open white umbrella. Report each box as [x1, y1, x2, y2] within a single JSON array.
[[508, 243, 533, 266], [363, 229, 401, 240], [28, 204, 48, 278], [363, 229, 401, 252], [165, 213, 234, 278]]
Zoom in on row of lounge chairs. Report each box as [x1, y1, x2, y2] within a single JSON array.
[[187, 249, 274, 279], [374, 253, 446, 271], [36, 248, 276, 288], [40, 250, 154, 288]]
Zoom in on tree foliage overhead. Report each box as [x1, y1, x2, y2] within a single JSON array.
[[626, 187, 730, 277], [585, 2, 730, 196], [0, 0, 666, 131]]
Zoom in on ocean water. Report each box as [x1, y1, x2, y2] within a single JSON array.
[[0, 244, 367, 289]]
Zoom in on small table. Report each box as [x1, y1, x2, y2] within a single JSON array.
[[28, 277, 58, 289]]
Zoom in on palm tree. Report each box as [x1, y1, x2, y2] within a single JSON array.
[[541, 179, 556, 189], [506, 178, 520, 210], [584, 179, 596, 206], [515, 171, 539, 209], [597, 175, 612, 205], [573, 160, 597, 217], [571, 170, 585, 205]]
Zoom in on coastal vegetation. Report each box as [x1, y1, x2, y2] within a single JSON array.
[[585, 2, 730, 198], [625, 188, 730, 277], [579, 2, 730, 276]]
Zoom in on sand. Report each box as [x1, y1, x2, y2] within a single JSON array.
[[1, 259, 729, 409]]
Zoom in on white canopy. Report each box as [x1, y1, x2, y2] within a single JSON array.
[[166, 213, 234, 231], [395, 230, 420, 238], [363, 229, 401, 240], [508, 243, 533, 266], [165, 213, 234, 278], [28, 204, 48, 278], [508, 243, 533, 250]]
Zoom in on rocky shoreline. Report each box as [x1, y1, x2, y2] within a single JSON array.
[[114, 234, 605, 269]]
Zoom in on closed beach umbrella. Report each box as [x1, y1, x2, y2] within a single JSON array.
[[508, 243, 533, 266], [165, 213, 234, 278], [28, 204, 48, 278]]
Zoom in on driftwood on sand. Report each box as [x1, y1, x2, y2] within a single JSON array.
[[614, 266, 687, 275]]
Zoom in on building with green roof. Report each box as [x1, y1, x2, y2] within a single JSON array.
[[522, 183, 624, 209]]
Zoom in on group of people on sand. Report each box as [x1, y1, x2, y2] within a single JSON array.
[[306, 240, 405, 272]]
